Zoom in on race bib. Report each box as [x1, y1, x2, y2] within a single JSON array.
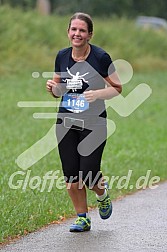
[[62, 93, 89, 113]]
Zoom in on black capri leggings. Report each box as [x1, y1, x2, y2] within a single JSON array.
[[56, 122, 107, 187]]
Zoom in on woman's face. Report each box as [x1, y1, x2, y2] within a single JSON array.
[[68, 19, 92, 48]]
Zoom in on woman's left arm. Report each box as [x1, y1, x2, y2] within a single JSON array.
[[84, 71, 122, 103]]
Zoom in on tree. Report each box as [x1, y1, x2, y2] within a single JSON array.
[[36, 0, 51, 15]]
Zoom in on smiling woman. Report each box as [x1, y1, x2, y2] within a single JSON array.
[[46, 12, 122, 232], [67, 13, 93, 61]]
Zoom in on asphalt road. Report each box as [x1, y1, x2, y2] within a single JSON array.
[[1, 182, 167, 252]]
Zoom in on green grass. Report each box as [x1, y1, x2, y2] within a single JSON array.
[[0, 5, 167, 243], [103, 71, 167, 196], [1, 5, 167, 76]]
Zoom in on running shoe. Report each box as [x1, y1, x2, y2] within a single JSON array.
[[69, 216, 91, 232], [97, 184, 112, 220]]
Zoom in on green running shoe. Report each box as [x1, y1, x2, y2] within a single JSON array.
[[97, 184, 112, 220], [69, 216, 91, 232]]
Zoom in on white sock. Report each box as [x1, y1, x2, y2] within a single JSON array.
[[96, 189, 107, 201]]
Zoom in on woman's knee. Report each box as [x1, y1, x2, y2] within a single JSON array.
[[66, 181, 84, 190], [83, 171, 102, 188]]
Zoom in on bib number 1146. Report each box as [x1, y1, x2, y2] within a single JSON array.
[[67, 98, 85, 108], [62, 93, 89, 113]]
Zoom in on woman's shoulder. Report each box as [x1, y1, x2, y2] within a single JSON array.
[[90, 44, 111, 65], [90, 44, 108, 57], [57, 47, 72, 57]]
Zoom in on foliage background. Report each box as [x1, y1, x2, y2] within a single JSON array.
[[1, 0, 167, 18]]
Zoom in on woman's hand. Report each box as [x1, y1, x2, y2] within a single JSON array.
[[84, 90, 99, 103], [46, 79, 57, 93], [46, 79, 62, 97]]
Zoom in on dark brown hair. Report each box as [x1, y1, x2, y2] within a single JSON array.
[[68, 12, 93, 33]]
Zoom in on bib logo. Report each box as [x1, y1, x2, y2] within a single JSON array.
[[63, 67, 89, 91]]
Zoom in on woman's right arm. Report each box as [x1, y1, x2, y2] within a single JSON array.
[[46, 73, 61, 98]]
